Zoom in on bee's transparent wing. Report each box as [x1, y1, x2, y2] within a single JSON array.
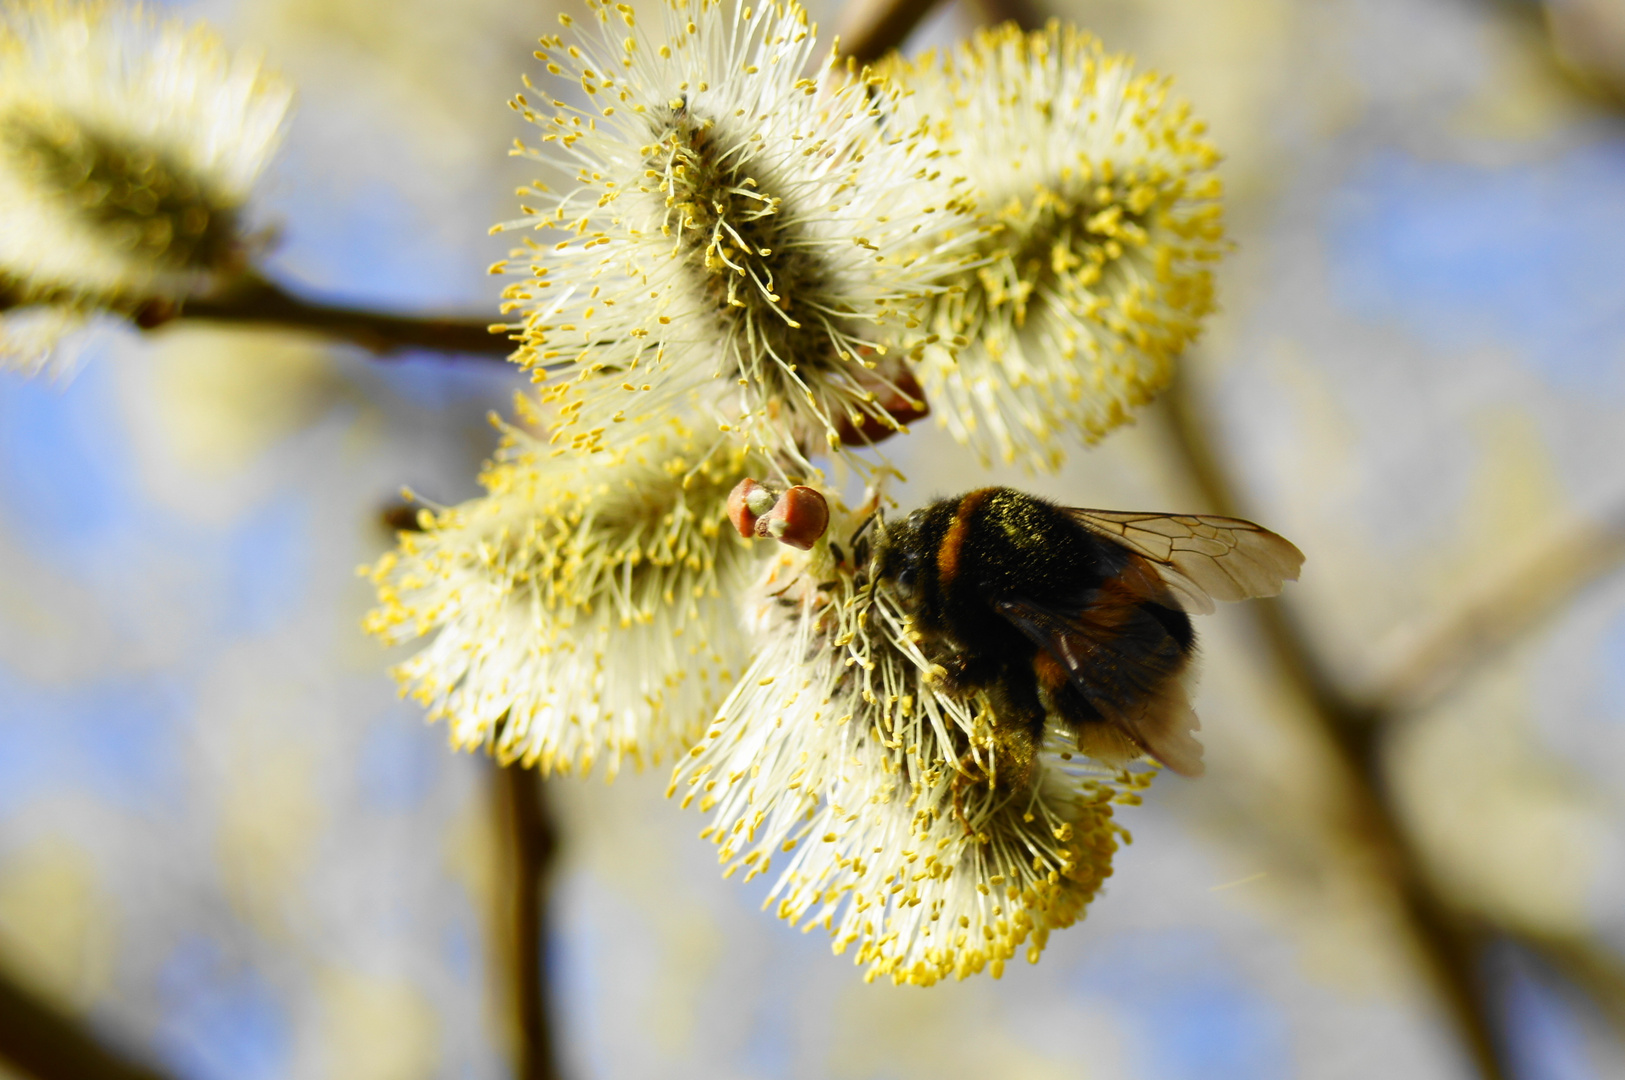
[[993, 596, 1205, 778], [1067, 509, 1305, 615]]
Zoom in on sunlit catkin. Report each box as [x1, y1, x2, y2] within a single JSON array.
[[495, 0, 966, 474], [887, 23, 1226, 470], [0, 0, 290, 374], [366, 415, 763, 779]]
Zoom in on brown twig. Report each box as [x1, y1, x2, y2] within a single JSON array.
[[1371, 513, 1625, 716], [1156, 374, 1511, 1080], [495, 764, 562, 1080], [1472, 0, 1625, 114], [141, 275, 514, 358], [835, 0, 942, 63], [0, 967, 175, 1080], [973, 0, 1043, 36], [1518, 929, 1625, 1033], [835, 0, 1042, 70]]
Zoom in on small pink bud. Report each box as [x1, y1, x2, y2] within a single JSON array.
[[755, 485, 830, 550], [727, 478, 781, 539]]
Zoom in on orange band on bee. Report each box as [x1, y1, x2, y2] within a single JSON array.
[[1116, 552, 1179, 607], [1084, 574, 1149, 631], [936, 488, 992, 591], [1032, 649, 1071, 693]]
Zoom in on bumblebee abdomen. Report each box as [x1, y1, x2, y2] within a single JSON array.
[[1144, 597, 1196, 654]]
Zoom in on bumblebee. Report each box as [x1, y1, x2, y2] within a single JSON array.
[[875, 487, 1303, 784]]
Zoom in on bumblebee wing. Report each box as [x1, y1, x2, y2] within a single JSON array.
[[992, 596, 1205, 778], [1066, 509, 1305, 615]]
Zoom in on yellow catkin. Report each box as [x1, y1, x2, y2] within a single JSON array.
[[364, 412, 762, 779], [493, 0, 973, 478], [0, 0, 289, 375], [884, 22, 1226, 472]]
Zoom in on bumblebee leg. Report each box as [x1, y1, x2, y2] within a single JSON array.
[[983, 659, 1045, 793], [949, 749, 989, 836], [928, 649, 999, 697]]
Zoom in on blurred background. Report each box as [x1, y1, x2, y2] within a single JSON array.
[[2, 0, 1624, 1077]]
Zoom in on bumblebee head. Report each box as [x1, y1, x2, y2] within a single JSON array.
[[874, 507, 932, 609]]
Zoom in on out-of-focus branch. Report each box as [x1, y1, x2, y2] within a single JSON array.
[[138, 275, 515, 359], [836, 0, 941, 63], [835, 0, 1042, 64], [0, 967, 175, 1080], [973, 0, 1043, 35], [1470, 0, 1625, 112], [1156, 375, 1510, 1080], [1372, 513, 1625, 716], [1160, 387, 1625, 726], [1519, 930, 1625, 1034], [1542, 0, 1625, 109], [495, 764, 562, 1080]]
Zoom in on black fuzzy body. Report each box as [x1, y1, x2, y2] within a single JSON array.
[[878, 487, 1196, 776]]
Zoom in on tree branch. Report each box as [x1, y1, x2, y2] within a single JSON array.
[[0, 967, 175, 1080], [1371, 512, 1625, 716], [1518, 929, 1625, 1033], [835, 0, 942, 63], [973, 0, 1044, 36], [495, 764, 562, 1080], [1156, 374, 1511, 1080], [836, 0, 1043, 64], [141, 276, 515, 359]]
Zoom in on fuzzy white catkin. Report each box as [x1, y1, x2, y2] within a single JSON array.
[[366, 415, 765, 780], [886, 23, 1227, 472], [0, 0, 290, 372], [495, 0, 969, 477]]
